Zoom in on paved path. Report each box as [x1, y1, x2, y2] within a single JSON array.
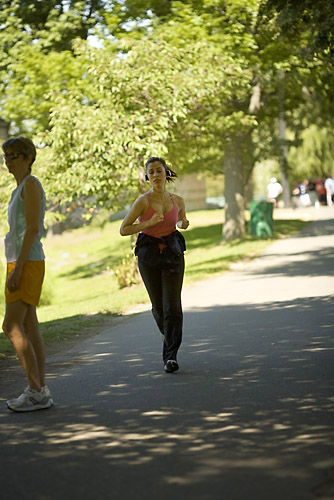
[[1, 208, 333, 500]]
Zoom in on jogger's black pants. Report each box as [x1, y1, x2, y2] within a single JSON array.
[[138, 256, 184, 364]]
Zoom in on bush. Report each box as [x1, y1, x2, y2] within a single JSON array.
[[114, 254, 140, 289]]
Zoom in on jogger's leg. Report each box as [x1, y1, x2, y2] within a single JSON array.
[[162, 256, 184, 363], [138, 261, 164, 334]]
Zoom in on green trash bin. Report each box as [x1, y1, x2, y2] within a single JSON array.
[[249, 201, 273, 237]]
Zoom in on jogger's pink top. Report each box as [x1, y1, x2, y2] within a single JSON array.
[[139, 193, 179, 238]]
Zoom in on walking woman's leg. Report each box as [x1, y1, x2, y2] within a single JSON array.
[[24, 305, 46, 387], [162, 255, 184, 363], [2, 301, 42, 392], [138, 260, 164, 335]]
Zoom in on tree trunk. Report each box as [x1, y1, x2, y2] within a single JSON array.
[[223, 130, 255, 240], [223, 135, 247, 241], [278, 101, 291, 207], [278, 70, 291, 207]]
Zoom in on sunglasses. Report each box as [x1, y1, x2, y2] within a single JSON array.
[[4, 152, 21, 160]]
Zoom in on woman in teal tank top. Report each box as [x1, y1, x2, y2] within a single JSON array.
[[1, 137, 53, 412]]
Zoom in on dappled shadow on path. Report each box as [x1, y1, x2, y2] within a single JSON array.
[[247, 245, 334, 278], [295, 217, 334, 238], [0, 295, 333, 499], [243, 217, 334, 279]]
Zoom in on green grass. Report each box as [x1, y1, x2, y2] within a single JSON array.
[[0, 209, 309, 358]]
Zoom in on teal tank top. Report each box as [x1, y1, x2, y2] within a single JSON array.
[[5, 175, 46, 263]]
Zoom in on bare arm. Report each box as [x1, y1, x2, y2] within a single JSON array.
[[120, 195, 164, 236], [175, 195, 189, 230], [7, 178, 42, 291]]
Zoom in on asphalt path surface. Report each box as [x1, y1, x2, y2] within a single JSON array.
[[1, 207, 333, 500]]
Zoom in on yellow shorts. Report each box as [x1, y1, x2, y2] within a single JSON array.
[[5, 261, 45, 306]]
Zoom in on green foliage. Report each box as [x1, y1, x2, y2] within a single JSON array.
[[265, 0, 334, 63], [0, 0, 333, 240], [37, 33, 241, 214], [114, 254, 140, 288], [0, 0, 109, 134], [288, 125, 334, 180], [0, 164, 15, 236], [2, 46, 86, 133]]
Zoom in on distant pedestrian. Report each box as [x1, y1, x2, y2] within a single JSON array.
[[298, 179, 311, 207], [316, 177, 326, 205], [324, 173, 334, 206], [2, 136, 53, 412], [267, 177, 283, 207], [307, 178, 317, 206], [120, 157, 189, 373], [291, 181, 300, 209]]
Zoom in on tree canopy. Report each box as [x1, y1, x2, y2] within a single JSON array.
[[0, 0, 333, 238]]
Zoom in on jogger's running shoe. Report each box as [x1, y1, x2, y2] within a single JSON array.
[[164, 360, 179, 373], [7, 388, 52, 412]]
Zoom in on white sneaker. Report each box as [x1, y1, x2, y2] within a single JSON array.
[[42, 385, 54, 406], [7, 388, 52, 412], [7, 385, 54, 407], [7, 385, 30, 406]]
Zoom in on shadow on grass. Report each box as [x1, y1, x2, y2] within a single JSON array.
[[185, 255, 240, 279], [272, 219, 310, 237], [58, 253, 124, 280], [61, 220, 309, 282], [185, 223, 223, 250], [61, 223, 224, 281]]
